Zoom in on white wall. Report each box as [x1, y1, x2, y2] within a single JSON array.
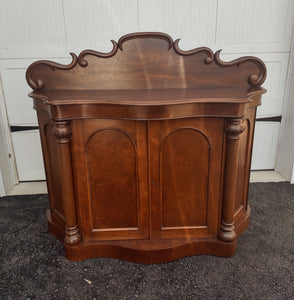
[[0, 73, 17, 195], [277, 29, 294, 182], [0, 0, 293, 190]]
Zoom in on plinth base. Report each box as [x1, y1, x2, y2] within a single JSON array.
[[47, 206, 250, 264]]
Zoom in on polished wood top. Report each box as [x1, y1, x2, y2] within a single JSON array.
[[29, 87, 265, 106]]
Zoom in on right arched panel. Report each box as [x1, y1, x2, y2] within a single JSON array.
[[160, 128, 210, 228]]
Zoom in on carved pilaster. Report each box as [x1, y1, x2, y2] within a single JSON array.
[[219, 119, 245, 242], [52, 121, 81, 245]]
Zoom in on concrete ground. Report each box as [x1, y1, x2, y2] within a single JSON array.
[[1, 182, 293, 299]]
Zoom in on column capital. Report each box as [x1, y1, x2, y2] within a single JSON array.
[[225, 119, 245, 140], [51, 121, 72, 143]]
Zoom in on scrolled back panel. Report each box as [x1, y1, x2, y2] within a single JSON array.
[[26, 32, 266, 93]]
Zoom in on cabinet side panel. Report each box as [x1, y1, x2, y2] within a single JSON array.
[[45, 121, 65, 220], [161, 129, 209, 228], [234, 119, 249, 213], [36, 110, 65, 225], [86, 129, 138, 229], [234, 106, 257, 220]]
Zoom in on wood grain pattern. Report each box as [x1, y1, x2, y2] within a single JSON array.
[[26, 33, 267, 263], [72, 119, 149, 241], [51, 121, 81, 245], [87, 128, 138, 230], [37, 111, 65, 227], [146, 118, 223, 241], [26, 32, 266, 92], [161, 128, 209, 228], [218, 119, 245, 242]]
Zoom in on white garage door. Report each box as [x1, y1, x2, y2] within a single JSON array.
[[0, 0, 293, 181]]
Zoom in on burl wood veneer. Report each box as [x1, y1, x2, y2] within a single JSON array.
[[26, 32, 266, 263]]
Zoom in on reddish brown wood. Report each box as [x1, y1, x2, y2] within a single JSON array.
[[149, 118, 223, 240], [218, 119, 245, 242], [71, 119, 149, 241], [26, 32, 266, 92], [51, 121, 81, 245], [26, 32, 267, 263]]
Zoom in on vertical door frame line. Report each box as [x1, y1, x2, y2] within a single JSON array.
[[276, 22, 294, 181], [0, 71, 19, 195]]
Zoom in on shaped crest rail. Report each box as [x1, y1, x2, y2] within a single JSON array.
[[26, 32, 266, 93]]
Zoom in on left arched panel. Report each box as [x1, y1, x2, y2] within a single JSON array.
[[86, 128, 138, 230]]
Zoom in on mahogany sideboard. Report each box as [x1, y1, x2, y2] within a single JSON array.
[[26, 32, 266, 263]]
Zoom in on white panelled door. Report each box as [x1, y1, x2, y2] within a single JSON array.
[[0, 57, 71, 181], [0, 0, 293, 181]]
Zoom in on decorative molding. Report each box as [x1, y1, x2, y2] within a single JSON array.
[[117, 32, 174, 50], [173, 39, 214, 64], [219, 221, 236, 242], [26, 32, 267, 91], [78, 40, 119, 67], [161, 127, 212, 150], [215, 50, 267, 87], [86, 127, 137, 150], [26, 53, 78, 91]]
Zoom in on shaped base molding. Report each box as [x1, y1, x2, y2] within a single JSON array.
[[47, 207, 250, 264]]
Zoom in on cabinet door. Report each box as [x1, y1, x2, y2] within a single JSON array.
[[71, 119, 149, 241], [149, 118, 224, 239]]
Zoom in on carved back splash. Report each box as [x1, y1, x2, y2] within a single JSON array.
[[26, 32, 266, 93]]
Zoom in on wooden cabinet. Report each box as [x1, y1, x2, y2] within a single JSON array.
[[26, 32, 266, 263]]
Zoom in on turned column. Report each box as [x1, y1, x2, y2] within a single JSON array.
[[219, 118, 245, 242], [52, 121, 81, 244]]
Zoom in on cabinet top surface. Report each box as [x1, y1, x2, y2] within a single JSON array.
[[29, 87, 265, 106], [26, 32, 267, 102]]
